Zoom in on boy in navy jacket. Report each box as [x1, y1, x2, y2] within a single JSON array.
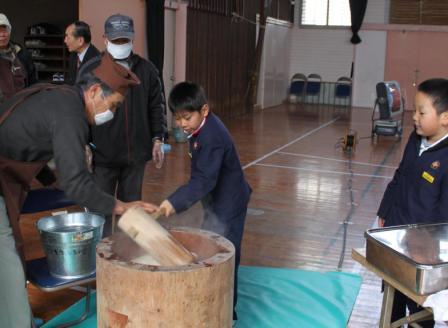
[[377, 78, 448, 327], [159, 81, 251, 320]]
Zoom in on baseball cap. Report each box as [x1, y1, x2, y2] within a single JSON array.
[[93, 52, 140, 96], [0, 14, 11, 32], [104, 14, 134, 40]]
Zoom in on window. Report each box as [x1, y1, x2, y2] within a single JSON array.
[[301, 0, 351, 26]]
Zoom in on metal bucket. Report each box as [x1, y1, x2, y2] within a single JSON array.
[[37, 212, 105, 279]]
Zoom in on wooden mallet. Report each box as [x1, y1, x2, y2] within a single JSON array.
[[117, 206, 195, 266]]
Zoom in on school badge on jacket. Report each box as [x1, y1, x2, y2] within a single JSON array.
[[431, 161, 440, 170]]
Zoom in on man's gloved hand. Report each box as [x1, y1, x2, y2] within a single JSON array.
[[152, 140, 164, 169], [113, 200, 158, 215]]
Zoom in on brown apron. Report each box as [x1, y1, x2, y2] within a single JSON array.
[[0, 83, 77, 261]]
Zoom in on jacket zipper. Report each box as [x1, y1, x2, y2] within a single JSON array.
[[124, 100, 131, 163]]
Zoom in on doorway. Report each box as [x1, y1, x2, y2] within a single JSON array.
[[385, 30, 448, 110]]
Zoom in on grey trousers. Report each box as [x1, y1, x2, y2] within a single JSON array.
[[0, 196, 32, 327], [93, 162, 146, 236]]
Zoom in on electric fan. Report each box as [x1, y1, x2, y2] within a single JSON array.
[[372, 81, 404, 138]]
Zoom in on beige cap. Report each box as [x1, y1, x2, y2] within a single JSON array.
[[0, 14, 11, 32]]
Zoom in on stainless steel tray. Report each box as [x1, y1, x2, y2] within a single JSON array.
[[365, 223, 448, 295]]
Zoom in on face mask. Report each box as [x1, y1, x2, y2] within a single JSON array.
[[107, 40, 133, 60], [91, 94, 114, 125], [94, 109, 114, 125]]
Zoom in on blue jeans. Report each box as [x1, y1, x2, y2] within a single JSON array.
[[0, 196, 32, 327]]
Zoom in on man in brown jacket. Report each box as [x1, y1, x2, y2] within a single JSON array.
[[0, 13, 36, 102], [0, 53, 156, 327]]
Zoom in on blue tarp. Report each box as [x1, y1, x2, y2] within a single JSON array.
[[42, 266, 362, 328]]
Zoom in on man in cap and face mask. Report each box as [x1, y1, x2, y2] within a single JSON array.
[[0, 53, 157, 328], [79, 14, 166, 236]]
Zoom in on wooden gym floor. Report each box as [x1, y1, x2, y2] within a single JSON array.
[[22, 102, 416, 327]]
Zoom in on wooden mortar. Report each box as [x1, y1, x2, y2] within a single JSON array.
[[96, 227, 235, 327]]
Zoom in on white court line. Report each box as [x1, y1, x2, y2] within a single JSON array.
[[277, 152, 398, 169], [242, 117, 339, 170], [254, 163, 393, 179]]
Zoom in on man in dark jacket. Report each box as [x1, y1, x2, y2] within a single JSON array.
[[64, 20, 100, 85], [0, 53, 157, 328], [0, 13, 36, 102], [1, 13, 57, 188], [80, 14, 166, 236]]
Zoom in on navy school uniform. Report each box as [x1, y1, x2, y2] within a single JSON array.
[[377, 130, 448, 328], [378, 131, 448, 227], [168, 112, 251, 318]]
